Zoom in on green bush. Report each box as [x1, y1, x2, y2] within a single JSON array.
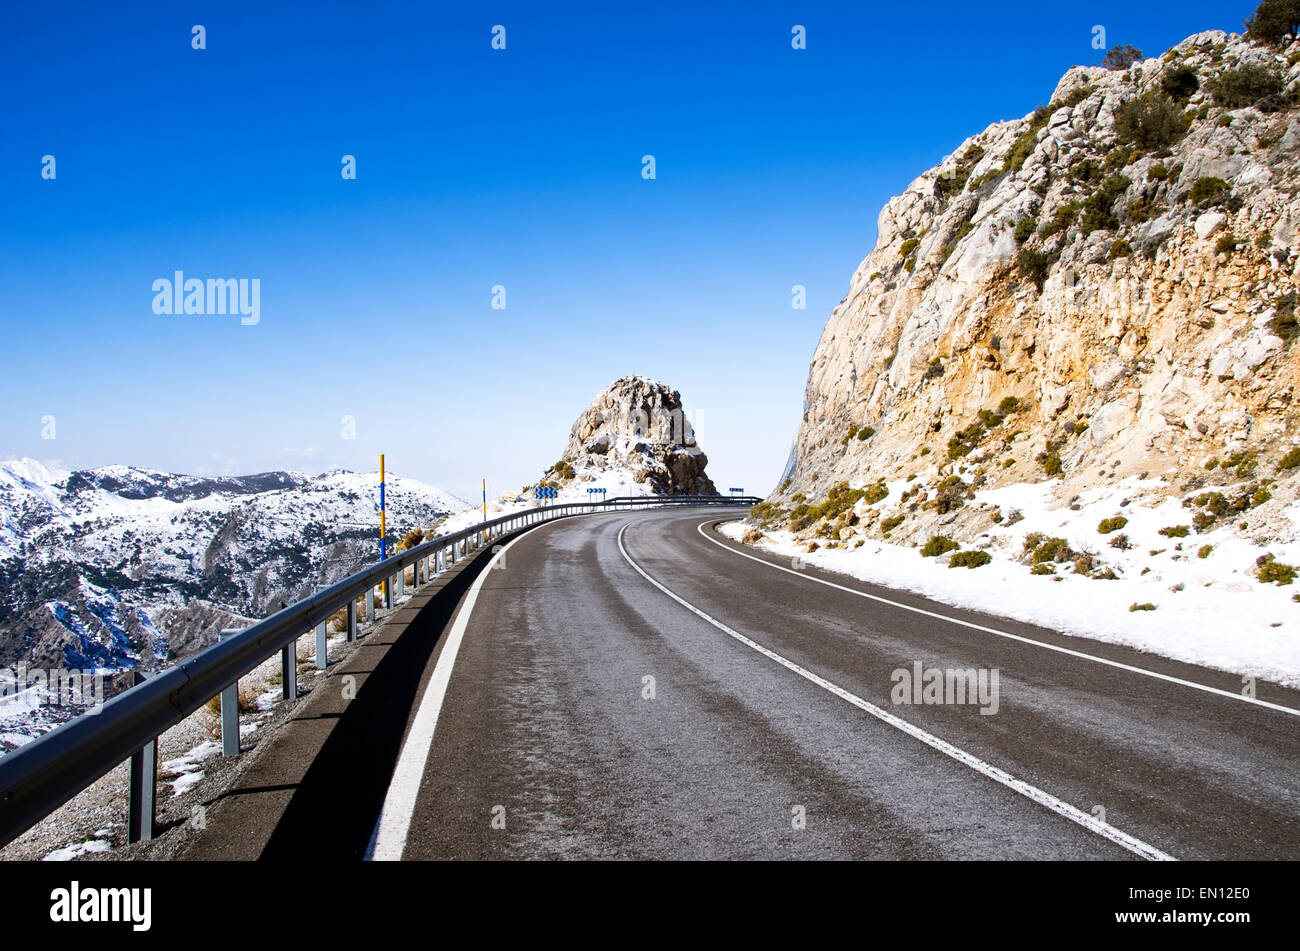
[[1160, 64, 1200, 102], [1042, 453, 1062, 476], [921, 535, 961, 557], [1198, 544, 1214, 559], [1113, 92, 1191, 151], [1031, 563, 1055, 575], [949, 550, 993, 569], [1110, 533, 1132, 550], [1224, 450, 1259, 477], [1029, 536, 1073, 564], [1057, 85, 1095, 108], [1256, 553, 1297, 585], [1207, 63, 1286, 111], [857, 425, 875, 441], [1079, 174, 1132, 233], [899, 237, 920, 258], [1215, 233, 1239, 255], [552, 460, 576, 481], [881, 514, 905, 534], [1247, 0, 1300, 46], [1189, 176, 1230, 205], [1069, 158, 1102, 185], [937, 165, 972, 198], [1016, 246, 1055, 290], [1101, 45, 1142, 71], [1269, 291, 1298, 341], [1098, 516, 1128, 534], [1126, 193, 1164, 224], [1014, 217, 1037, 243], [1158, 525, 1191, 538], [791, 481, 884, 525], [1040, 201, 1081, 239], [862, 480, 889, 505], [1109, 238, 1132, 259], [1279, 446, 1300, 469], [1129, 602, 1158, 612], [1005, 106, 1053, 174], [932, 475, 969, 515], [948, 423, 986, 459], [1105, 146, 1140, 172], [1148, 163, 1170, 181], [998, 395, 1023, 415]]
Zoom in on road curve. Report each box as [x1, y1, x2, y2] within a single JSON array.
[[368, 506, 1300, 861]]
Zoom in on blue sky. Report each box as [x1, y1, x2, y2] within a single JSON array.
[[0, 0, 1252, 500]]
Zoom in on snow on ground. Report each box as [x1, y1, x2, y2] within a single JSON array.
[[160, 739, 221, 798], [723, 476, 1300, 687], [42, 835, 112, 861], [435, 463, 660, 536]]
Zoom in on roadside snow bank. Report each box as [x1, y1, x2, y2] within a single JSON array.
[[722, 476, 1300, 686]]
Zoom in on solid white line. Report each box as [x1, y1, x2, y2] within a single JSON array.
[[366, 533, 524, 861], [696, 519, 1300, 718], [617, 523, 1176, 861]]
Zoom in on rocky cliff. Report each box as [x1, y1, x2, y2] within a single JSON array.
[[545, 376, 717, 495], [769, 29, 1300, 554]]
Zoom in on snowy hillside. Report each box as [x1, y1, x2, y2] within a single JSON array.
[[0, 458, 463, 687]]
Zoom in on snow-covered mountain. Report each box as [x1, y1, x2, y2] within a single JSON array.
[[0, 459, 463, 676]]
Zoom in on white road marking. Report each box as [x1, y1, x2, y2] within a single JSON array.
[[366, 533, 523, 861], [618, 522, 1176, 861], [698, 519, 1300, 718]]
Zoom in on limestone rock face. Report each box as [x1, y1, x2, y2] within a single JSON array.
[[778, 30, 1300, 542], [550, 376, 717, 495]]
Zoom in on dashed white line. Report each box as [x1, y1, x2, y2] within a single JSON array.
[[617, 522, 1176, 861], [697, 519, 1300, 718]]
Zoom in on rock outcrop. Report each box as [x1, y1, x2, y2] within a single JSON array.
[[769, 29, 1300, 550], [546, 376, 717, 495]]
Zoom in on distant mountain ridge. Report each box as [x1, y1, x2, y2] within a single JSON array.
[[0, 459, 462, 679]]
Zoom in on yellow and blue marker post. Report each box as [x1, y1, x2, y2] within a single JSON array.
[[380, 453, 387, 605]]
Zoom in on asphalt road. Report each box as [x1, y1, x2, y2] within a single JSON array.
[[362, 506, 1300, 861]]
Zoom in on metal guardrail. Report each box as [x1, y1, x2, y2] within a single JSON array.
[[0, 493, 760, 848]]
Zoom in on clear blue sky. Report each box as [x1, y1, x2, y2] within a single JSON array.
[[0, 0, 1251, 500]]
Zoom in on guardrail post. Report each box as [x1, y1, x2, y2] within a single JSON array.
[[367, 586, 376, 622], [219, 629, 241, 757], [347, 599, 357, 641], [396, 566, 404, 599], [315, 620, 328, 670], [282, 634, 298, 700], [127, 670, 156, 843]]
